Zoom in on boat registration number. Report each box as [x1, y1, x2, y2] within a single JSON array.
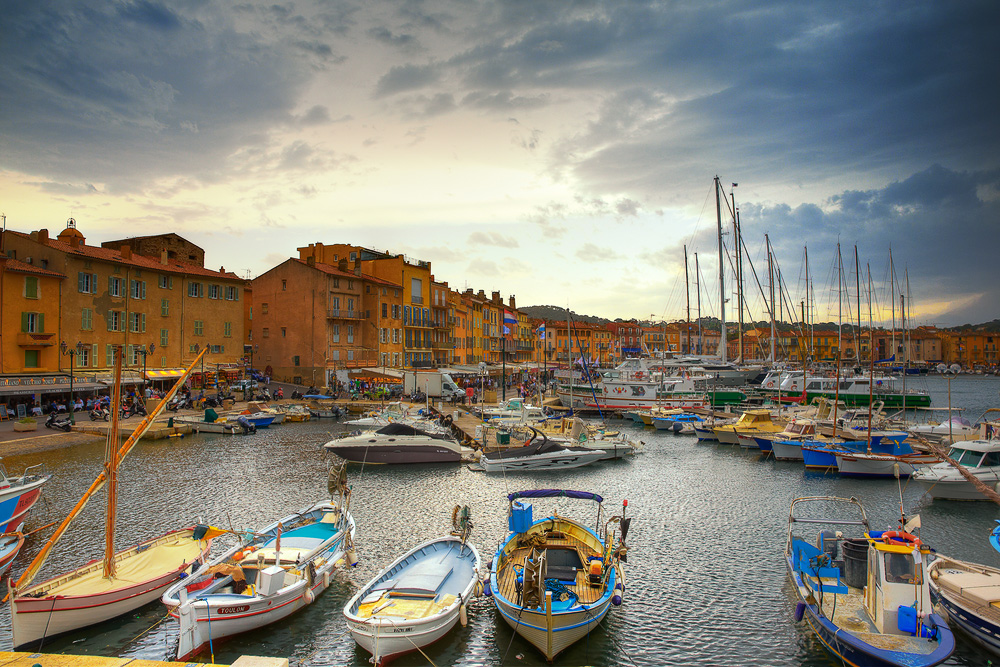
[[217, 605, 250, 615]]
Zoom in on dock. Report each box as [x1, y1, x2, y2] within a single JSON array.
[[0, 653, 287, 667]]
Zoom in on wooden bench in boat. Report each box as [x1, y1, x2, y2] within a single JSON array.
[[498, 531, 605, 607]]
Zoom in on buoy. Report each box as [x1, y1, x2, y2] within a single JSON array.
[[459, 604, 468, 627], [347, 548, 359, 567], [612, 582, 624, 606], [304, 587, 315, 604], [474, 580, 484, 597], [794, 601, 806, 622], [323, 570, 331, 587]]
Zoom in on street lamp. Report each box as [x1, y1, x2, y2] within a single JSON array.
[[60, 341, 85, 424], [138, 344, 155, 396]]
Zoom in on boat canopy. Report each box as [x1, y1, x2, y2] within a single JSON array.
[[508, 489, 603, 503], [376, 422, 432, 437]]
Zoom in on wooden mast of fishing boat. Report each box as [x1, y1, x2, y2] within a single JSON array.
[[866, 264, 875, 454], [104, 347, 123, 578], [854, 245, 862, 367], [714, 176, 727, 363], [14, 347, 208, 591], [732, 184, 744, 364], [684, 245, 692, 355], [832, 245, 843, 437]]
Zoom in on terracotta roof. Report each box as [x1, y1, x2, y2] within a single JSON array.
[[295, 258, 401, 287], [0, 257, 66, 279], [8, 230, 240, 280]]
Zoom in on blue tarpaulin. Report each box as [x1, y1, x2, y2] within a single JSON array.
[[304, 394, 332, 399], [508, 489, 603, 503]]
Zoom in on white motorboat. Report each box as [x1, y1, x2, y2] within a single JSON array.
[[162, 492, 356, 660], [479, 398, 544, 421], [344, 509, 480, 666], [476, 432, 606, 472], [324, 422, 465, 464], [912, 439, 1000, 500], [345, 401, 412, 426]]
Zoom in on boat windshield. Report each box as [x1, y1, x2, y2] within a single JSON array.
[[884, 552, 921, 584]]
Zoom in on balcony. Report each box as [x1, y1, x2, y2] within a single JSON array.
[[327, 309, 363, 319], [411, 296, 424, 305], [17, 332, 56, 347], [432, 340, 453, 349]]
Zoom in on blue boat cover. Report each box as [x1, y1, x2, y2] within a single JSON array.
[[304, 394, 332, 399], [508, 489, 603, 503], [991, 521, 1000, 555]]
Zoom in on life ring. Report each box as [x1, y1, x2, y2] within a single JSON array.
[[767, 381, 774, 388], [882, 531, 922, 548], [636, 372, 643, 380]]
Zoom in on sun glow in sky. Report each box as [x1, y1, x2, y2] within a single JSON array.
[[1, 1, 998, 326]]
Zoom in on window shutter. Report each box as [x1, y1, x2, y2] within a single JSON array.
[[21, 312, 28, 332], [141, 282, 146, 299], [107, 310, 113, 331], [78, 272, 86, 292], [141, 313, 146, 332], [38, 313, 44, 332], [91, 273, 98, 293], [92, 344, 98, 368]]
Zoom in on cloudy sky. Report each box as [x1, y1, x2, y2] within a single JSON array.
[[2, 0, 998, 327]]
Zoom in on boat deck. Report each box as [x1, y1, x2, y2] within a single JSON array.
[[811, 583, 938, 655], [498, 532, 604, 606]]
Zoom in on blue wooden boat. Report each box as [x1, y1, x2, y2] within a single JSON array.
[[488, 489, 630, 661], [0, 531, 25, 577], [786, 496, 954, 666], [0, 460, 50, 533], [344, 516, 481, 666], [928, 521, 1000, 657]]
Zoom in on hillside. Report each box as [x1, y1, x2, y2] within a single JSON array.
[[520, 305, 610, 325]]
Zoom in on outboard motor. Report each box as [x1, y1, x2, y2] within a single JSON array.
[[236, 415, 256, 434]]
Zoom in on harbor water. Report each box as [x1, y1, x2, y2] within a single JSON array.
[[1, 374, 998, 666]]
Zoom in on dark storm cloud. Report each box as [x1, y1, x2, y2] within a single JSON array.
[[738, 165, 1000, 324], [0, 1, 315, 191], [374, 63, 442, 98]]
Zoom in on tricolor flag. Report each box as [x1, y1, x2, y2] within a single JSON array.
[[503, 325, 511, 335], [537, 323, 546, 339], [503, 310, 517, 325]]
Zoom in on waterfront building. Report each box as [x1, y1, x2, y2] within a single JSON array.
[[431, 280, 451, 367], [2, 222, 244, 380], [0, 256, 65, 374], [251, 257, 400, 385]]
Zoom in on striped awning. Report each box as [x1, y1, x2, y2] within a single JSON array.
[[146, 369, 187, 379]]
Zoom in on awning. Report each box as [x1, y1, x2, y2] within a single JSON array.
[[97, 371, 145, 386], [0, 381, 105, 396], [348, 371, 402, 383], [146, 369, 188, 380]]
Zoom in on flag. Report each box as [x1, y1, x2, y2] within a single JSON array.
[[537, 323, 546, 339], [503, 325, 510, 335], [903, 515, 921, 533], [504, 310, 517, 325]]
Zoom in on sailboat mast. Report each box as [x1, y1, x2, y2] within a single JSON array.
[[715, 176, 727, 363], [866, 263, 875, 451], [890, 248, 897, 358], [854, 245, 862, 366], [104, 347, 124, 578], [767, 234, 776, 362], [901, 293, 906, 415], [696, 253, 702, 355], [837, 243, 843, 357], [805, 246, 813, 359], [684, 245, 692, 355], [732, 187, 744, 363]]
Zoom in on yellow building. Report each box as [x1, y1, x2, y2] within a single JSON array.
[[0, 256, 65, 374]]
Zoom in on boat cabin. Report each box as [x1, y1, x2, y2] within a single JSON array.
[[945, 441, 1000, 469], [863, 534, 934, 637]]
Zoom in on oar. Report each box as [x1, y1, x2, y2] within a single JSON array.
[[22, 521, 57, 538]]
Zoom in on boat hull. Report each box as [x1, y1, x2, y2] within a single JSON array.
[[10, 527, 209, 650], [913, 475, 1000, 500], [325, 443, 461, 464], [481, 449, 606, 472], [493, 591, 611, 661], [929, 558, 1000, 657], [0, 474, 50, 533], [771, 440, 804, 461]]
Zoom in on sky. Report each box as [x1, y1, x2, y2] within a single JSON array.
[[2, 0, 998, 328]]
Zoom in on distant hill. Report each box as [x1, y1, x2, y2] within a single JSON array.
[[520, 305, 610, 325]]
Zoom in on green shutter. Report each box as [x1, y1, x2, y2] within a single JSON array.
[[91, 344, 98, 368], [141, 281, 146, 299], [21, 312, 29, 332], [25, 276, 38, 299], [38, 313, 44, 332], [92, 273, 98, 293], [141, 313, 146, 332], [78, 272, 86, 292]]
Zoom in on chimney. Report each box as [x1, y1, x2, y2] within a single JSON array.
[[509, 295, 516, 310], [306, 256, 315, 266], [353, 257, 361, 276], [220, 266, 225, 274], [478, 290, 485, 299], [37, 229, 49, 245], [160, 250, 169, 265], [492, 290, 500, 303], [120, 245, 131, 260], [338, 259, 348, 271]]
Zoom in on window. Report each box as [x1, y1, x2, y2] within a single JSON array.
[[78, 272, 98, 294], [21, 312, 43, 333], [332, 324, 340, 343], [332, 278, 339, 288], [380, 328, 387, 344], [263, 328, 269, 338], [161, 298, 169, 316], [208, 284, 221, 299], [262, 303, 269, 314], [128, 345, 140, 365], [78, 346, 91, 367], [106, 310, 123, 332], [160, 329, 169, 347], [331, 296, 340, 310], [109, 276, 125, 297], [410, 278, 423, 303], [159, 275, 171, 289], [82, 308, 93, 330], [224, 322, 232, 337], [347, 297, 355, 313], [282, 280, 287, 291], [130, 279, 146, 299], [293, 355, 300, 366], [225, 286, 239, 300], [366, 285, 370, 294], [194, 320, 204, 336], [281, 327, 286, 337], [24, 350, 39, 368], [210, 344, 224, 354], [24, 276, 39, 299], [129, 312, 146, 333], [350, 252, 357, 262], [382, 303, 388, 318], [347, 280, 355, 290], [347, 324, 355, 343], [187, 282, 203, 298]]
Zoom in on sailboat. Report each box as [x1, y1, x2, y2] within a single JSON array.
[[8, 347, 214, 650]]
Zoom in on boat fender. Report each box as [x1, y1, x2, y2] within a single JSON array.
[[323, 570, 331, 587], [930, 568, 940, 581], [347, 548, 360, 567], [487, 558, 494, 570], [794, 601, 806, 623], [474, 580, 484, 597], [459, 604, 468, 627], [483, 581, 492, 597], [612, 582, 624, 606], [304, 587, 315, 604]]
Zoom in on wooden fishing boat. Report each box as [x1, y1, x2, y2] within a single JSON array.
[[8, 347, 214, 650], [785, 496, 954, 666], [0, 459, 51, 533], [488, 490, 630, 661], [928, 522, 1000, 656], [162, 468, 356, 661], [344, 506, 481, 665], [0, 531, 24, 577]]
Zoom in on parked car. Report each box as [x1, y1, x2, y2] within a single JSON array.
[[233, 379, 258, 392]]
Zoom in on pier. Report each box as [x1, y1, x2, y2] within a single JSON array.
[[0, 653, 287, 667]]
